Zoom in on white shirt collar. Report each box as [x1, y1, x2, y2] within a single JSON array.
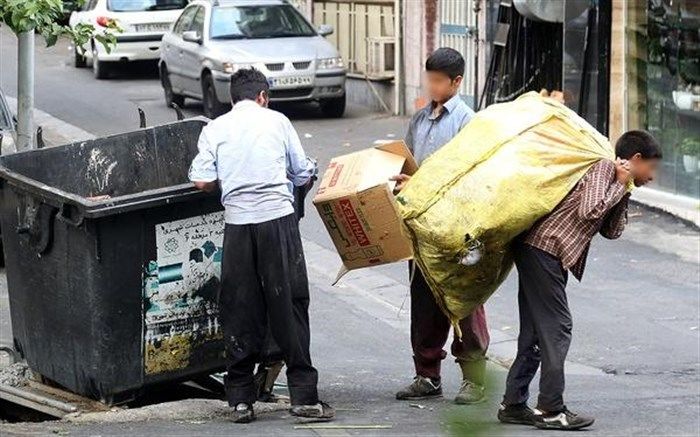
[[232, 99, 261, 110]]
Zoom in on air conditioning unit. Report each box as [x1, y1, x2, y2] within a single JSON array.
[[366, 36, 396, 79]]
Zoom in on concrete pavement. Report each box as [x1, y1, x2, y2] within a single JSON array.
[[1, 29, 699, 436]]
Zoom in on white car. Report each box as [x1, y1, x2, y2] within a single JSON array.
[[159, 0, 347, 118], [69, 0, 189, 79]]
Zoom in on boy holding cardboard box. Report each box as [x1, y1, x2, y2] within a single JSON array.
[[392, 48, 490, 405]]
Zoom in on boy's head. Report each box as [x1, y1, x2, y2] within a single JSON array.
[[230, 68, 270, 107], [615, 130, 663, 186], [425, 47, 464, 103]]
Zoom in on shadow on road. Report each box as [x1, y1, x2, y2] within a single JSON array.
[[97, 60, 160, 81]]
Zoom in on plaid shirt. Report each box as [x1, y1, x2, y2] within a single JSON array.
[[524, 159, 630, 280]]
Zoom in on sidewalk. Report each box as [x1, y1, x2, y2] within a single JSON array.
[[631, 186, 700, 228]]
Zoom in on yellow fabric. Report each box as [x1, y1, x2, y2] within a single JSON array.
[[396, 92, 614, 330]]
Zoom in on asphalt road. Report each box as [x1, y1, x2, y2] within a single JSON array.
[[1, 30, 699, 436]]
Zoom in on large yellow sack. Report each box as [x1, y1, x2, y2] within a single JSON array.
[[396, 92, 613, 329]]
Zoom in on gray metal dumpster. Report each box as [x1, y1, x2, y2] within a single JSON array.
[[0, 117, 227, 403]]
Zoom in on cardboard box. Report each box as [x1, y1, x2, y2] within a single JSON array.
[[313, 141, 418, 278]]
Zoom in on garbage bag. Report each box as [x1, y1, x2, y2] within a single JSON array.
[[396, 92, 614, 330]]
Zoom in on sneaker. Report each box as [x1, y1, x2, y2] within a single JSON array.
[[497, 403, 536, 425], [290, 401, 335, 423], [396, 376, 443, 400], [455, 380, 485, 404], [533, 406, 595, 430], [231, 402, 255, 423]]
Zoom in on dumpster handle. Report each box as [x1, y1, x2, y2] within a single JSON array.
[[16, 202, 57, 256], [58, 203, 85, 227]]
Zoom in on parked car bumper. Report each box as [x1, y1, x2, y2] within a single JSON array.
[[93, 35, 164, 62], [211, 70, 346, 103]]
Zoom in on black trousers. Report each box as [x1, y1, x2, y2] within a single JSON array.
[[219, 213, 318, 406], [503, 241, 572, 413]]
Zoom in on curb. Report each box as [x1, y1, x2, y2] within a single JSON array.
[[4, 97, 96, 149], [631, 187, 700, 230]]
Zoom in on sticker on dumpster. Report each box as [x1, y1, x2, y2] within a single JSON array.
[[143, 212, 225, 375]]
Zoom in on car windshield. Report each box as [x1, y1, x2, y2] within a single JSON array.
[[107, 0, 188, 12], [210, 5, 316, 40]]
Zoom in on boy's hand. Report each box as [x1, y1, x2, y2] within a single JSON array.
[[615, 158, 632, 185], [390, 174, 412, 193]]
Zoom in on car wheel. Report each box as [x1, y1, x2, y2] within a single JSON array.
[[160, 65, 185, 107], [320, 94, 346, 118], [92, 46, 110, 79], [202, 73, 227, 119], [73, 47, 87, 68]]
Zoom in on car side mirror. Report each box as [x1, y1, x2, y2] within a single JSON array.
[[182, 30, 202, 44], [317, 24, 334, 37]]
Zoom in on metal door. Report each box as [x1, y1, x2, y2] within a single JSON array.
[[439, 0, 478, 107]]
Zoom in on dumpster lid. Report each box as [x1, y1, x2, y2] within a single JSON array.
[[0, 117, 217, 220]]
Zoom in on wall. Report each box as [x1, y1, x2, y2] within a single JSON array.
[[403, 0, 428, 113], [312, 0, 396, 76]]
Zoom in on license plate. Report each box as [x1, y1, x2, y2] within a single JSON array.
[[134, 23, 170, 33], [269, 76, 313, 88]]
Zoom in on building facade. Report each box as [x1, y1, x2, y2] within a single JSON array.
[[297, 0, 699, 206], [298, 0, 489, 115], [611, 0, 699, 201]]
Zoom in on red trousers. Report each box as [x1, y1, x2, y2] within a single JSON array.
[[410, 263, 490, 380]]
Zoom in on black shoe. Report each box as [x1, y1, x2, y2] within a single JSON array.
[[396, 376, 443, 400], [290, 401, 335, 423], [231, 403, 255, 423], [533, 406, 595, 430], [497, 403, 536, 425]]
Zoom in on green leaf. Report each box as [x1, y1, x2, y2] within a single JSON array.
[[0, 0, 117, 52]]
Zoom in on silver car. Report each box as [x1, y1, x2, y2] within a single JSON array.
[[159, 0, 347, 118]]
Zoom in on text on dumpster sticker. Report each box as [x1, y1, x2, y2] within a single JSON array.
[[143, 212, 225, 375]]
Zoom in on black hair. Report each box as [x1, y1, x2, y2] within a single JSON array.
[[229, 68, 269, 104], [425, 47, 465, 80], [615, 130, 663, 160]]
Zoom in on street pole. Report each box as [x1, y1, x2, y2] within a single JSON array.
[[17, 30, 35, 151]]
